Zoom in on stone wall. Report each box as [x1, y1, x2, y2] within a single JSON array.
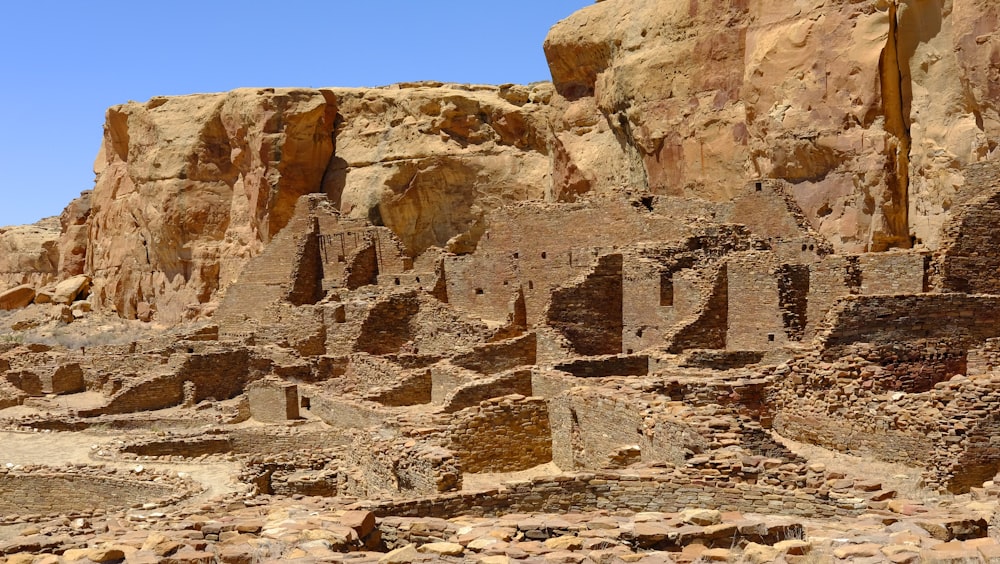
[[311, 396, 392, 429], [357, 462, 871, 521], [726, 254, 788, 350], [552, 355, 648, 378], [771, 353, 1000, 492], [0, 467, 194, 515], [439, 369, 532, 413], [546, 254, 623, 356], [448, 395, 551, 473], [819, 294, 1000, 360], [345, 436, 461, 497], [450, 333, 536, 374], [938, 161, 1000, 293], [363, 370, 432, 407], [549, 387, 703, 470]]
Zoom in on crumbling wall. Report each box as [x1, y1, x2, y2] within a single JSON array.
[[0, 469, 191, 515], [819, 294, 1000, 360], [552, 355, 648, 378], [449, 395, 551, 473], [549, 388, 701, 470], [546, 254, 623, 356], [345, 435, 461, 497], [363, 370, 432, 407], [450, 333, 536, 374], [439, 369, 532, 413], [938, 161, 1000, 294]]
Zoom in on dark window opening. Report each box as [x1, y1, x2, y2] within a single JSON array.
[[301, 397, 311, 409], [541, 252, 547, 259], [394, 278, 400, 285], [475, 288, 484, 295], [636, 328, 644, 337], [415, 277, 421, 283], [528, 281, 534, 290], [755, 181, 763, 192], [513, 252, 519, 259], [767, 333, 775, 342], [660, 272, 674, 306]]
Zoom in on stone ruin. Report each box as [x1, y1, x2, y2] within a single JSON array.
[[5, 1, 1000, 562]]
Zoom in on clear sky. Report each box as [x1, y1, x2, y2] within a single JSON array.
[[0, 1, 592, 227]]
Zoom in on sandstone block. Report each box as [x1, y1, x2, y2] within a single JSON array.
[[0, 285, 35, 310]]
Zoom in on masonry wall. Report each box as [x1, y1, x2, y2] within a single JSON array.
[[446, 199, 692, 326], [449, 395, 552, 473], [358, 467, 869, 521], [546, 254, 623, 356], [727, 255, 786, 350], [0, 473, 180, 514], [439, 369, 533, 413], [938, 161, 1000, 293], [363, 370, 432, 407], [311, 396, 391, 429], [549, 389, 695, 470], [247, 380, 299, 422], [450, 333, 537, 375], [820, 294, 1000, 359], [345, 437, 461, 497], [553, 355, 648, 378], [859, 252, 927, 295]]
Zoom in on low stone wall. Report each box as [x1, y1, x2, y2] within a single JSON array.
[[450, 333, 537, 374], [439, 369, 532, 413], [770, 354, 1000, 492], [553, 354, 649, 378], [363, 370, 432, 407], [449, 395, 551, 473], [0, 465, 197, 517], [356, 464, 872, 520], [345, 436, 460, 497], [312, 396, 391, 429]]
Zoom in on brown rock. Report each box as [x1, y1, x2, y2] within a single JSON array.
[[0, 285, 35, 310], [340, 509, 376, 538], [88, 88, 338, 322], [0, 218, 60, 291], [51, 274, 90, 304]]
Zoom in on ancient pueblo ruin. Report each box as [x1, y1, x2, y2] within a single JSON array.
[[2, 0, 1000, 562]]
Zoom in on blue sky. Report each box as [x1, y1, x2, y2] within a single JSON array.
[[0, 1, 592, 227]]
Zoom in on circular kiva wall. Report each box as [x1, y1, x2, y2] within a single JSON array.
[[0, 467, 193, 515]]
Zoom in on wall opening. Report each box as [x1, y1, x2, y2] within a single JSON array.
[[659, 272, 674, 306]]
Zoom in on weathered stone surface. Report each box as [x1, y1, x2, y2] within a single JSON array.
[[0, 285, 35, 311], [327, 84, 553, 257], [0, 218, 59, 291], [87, 88, 338, 322], [51, 274, 90, 304], [544, 0, 1000, 253]]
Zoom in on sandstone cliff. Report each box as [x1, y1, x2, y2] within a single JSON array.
[[544, 0, 1000, 252], [2, 0, 999, 322]]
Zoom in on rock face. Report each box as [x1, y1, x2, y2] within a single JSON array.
[[327, 83, 554, 256], [87, 89, 338, 321], [0, 218, 60, 292], [543, 0, 1000, 252], [4, 0, 999, 321]]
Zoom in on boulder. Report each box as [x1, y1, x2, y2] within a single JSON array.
[[0, 285, 35, 311], [51, 275, 90, 304]]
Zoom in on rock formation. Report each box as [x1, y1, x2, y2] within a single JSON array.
[[2, 1, 1000, 562]]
